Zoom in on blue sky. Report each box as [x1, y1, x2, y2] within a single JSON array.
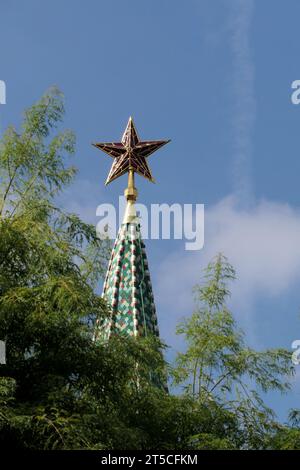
[[1, 0, 300, 421]]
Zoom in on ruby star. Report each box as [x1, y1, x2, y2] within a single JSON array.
[[93, 117, 170, 185]]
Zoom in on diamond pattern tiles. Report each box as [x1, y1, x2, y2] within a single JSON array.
[[98, 222, 159, 340]]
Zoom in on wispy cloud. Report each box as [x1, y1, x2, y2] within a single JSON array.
[[228, 0, 255, 206]]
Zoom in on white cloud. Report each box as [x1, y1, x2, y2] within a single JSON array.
[[206, 196, 300, 297], [156, 196, 300, 327]]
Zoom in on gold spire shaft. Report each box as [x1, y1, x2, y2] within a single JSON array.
[[123, 169, 138, 224], [124, 168, 138, 202]]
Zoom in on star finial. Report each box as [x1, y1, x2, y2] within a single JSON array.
[[92, 117, 170, 186]]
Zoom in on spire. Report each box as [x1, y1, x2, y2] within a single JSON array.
[[93, 117, 170, 340]]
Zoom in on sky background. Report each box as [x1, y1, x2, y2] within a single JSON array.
[[1, 0, 300, 421]]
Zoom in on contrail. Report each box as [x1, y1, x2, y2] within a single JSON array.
[[228, 0, 255, 208]]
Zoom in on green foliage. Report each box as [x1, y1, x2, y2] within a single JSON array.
[[0, 87, 75, 217], [265, 409, 300, 449], [172, 254, 295, 449]]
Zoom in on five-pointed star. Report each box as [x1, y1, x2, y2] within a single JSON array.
[[93, 117, 170, 185]]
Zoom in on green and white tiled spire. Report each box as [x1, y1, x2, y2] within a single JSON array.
[[93, 117, 170, 341], [100, 205, 159, 339]]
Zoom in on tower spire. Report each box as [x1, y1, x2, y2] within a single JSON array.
[[93, 117, 170, 339]]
